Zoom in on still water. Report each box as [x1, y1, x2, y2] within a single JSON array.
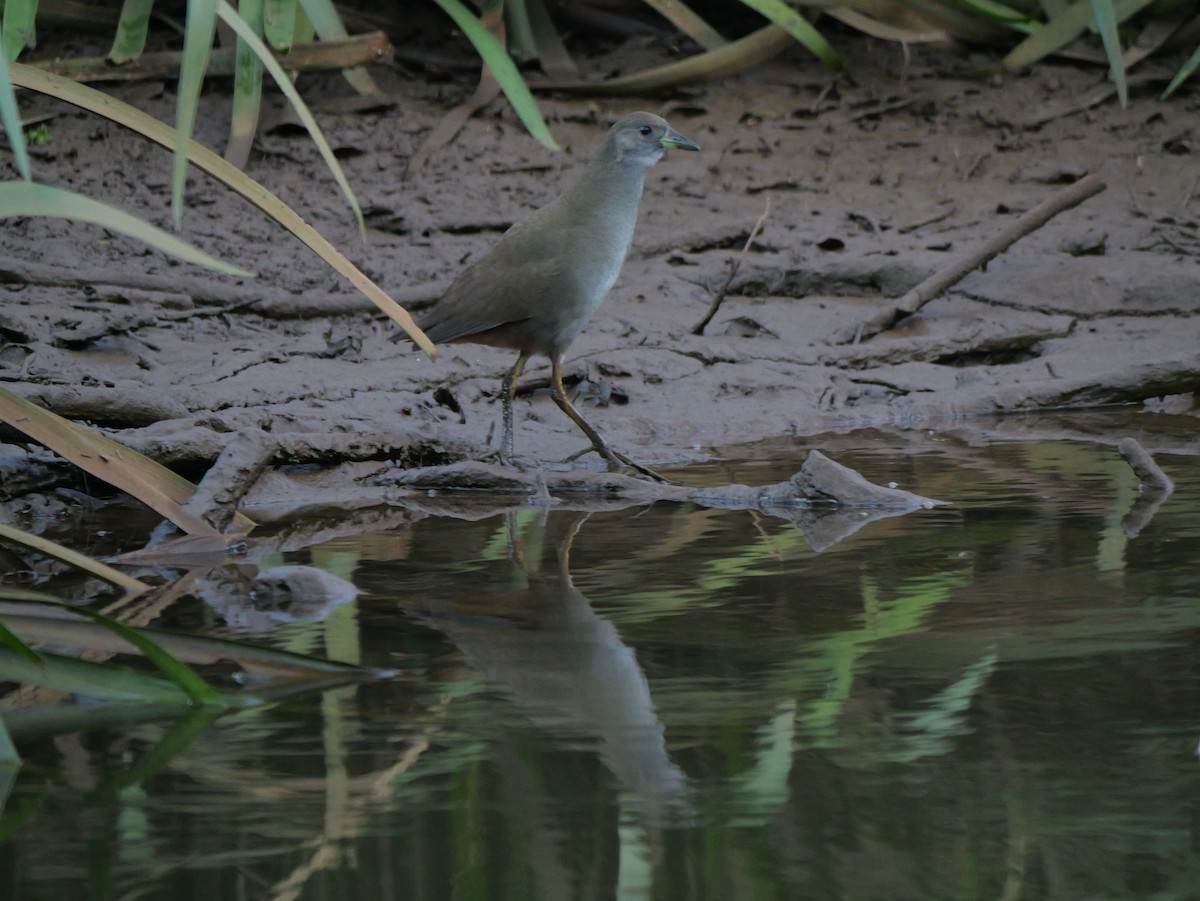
[[3, 429, 1200, 899]]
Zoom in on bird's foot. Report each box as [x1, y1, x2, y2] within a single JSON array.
[[564, 443, 672, 484]]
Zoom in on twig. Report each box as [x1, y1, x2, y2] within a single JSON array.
[[836, 172, 1106, 344], [691, 198, 771, 336]]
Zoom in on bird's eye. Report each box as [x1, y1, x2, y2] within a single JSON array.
[[638, 125, 652, 136]]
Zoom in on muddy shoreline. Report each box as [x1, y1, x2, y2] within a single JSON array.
[[2, 36, 1198, 500]]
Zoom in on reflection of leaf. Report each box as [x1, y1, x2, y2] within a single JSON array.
[[889, 651, 998, 763]]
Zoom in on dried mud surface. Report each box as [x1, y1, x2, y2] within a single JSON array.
[[3, 34, 1200, 487]]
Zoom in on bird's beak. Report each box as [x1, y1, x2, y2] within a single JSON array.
[[660, 127, 700, 152]]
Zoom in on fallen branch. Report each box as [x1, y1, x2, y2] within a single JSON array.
[[836, 173, 1107, 344], [26, 31, 392, 83], [692, 197, 771, 335], [1117, 437, 1173, 491]]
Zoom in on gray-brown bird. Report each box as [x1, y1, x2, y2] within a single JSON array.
[[418, 111, 699, 481]]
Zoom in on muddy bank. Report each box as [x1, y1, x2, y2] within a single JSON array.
[[1, 35, 1198, 494]]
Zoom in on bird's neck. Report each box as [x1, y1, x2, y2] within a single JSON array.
[[573, 147, 653, 218]]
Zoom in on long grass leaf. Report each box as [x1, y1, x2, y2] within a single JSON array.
[[1002, 0, 1153, 71], [88, 708, 221, 800], [525, 0, 578, 79], [641, 0, 727, 50], [0, 181, 252, 275], [0, 521, 151, 593], [1090, 0, 1127, 105], [297, 0, 381, 96], [8, 63, 437, 357], [109, 0, 155, 64], [173, 0, 219, 229], [537, 24, 795, 94], [0, 39, 30, 179], [226, 0, 264, 168], [0, 718, 17, 766], [0, 386, 229, 538], [431, 0, 560, 151], [218, 0, 364, 235], [2, 701, 195, 742], [0, 647, 193, 702], [69, 607, 225, 706], [733, 0, 841, 69], [0, 619, 41, 665], [503, 0, 537, 62], [263, 0, 297, 51], [1162, 40, 1200, 97], [2, 0, 37, 62]]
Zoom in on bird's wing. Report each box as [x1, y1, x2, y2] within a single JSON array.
[[421, 203, 580, 342]]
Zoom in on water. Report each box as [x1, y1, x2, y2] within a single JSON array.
[[3, 429, 1200, 899]]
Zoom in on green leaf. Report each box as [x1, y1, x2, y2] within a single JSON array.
[[297, 0, 381, 95], [173, 0, 218, 229], [226, 0, 264, 168], [1001, 0, 1153, 71], [0, 717, 17, 766], [217, 0, 364, 235], [1090, 0, 1127, 106], [2, 0, 38, 62], [1161, 41, 1200, 98], [0, 38, 30, 179], [431, 0, 560, 151], [0, 619, 40, 666], [262, 0, 297, 51], [70, 607, 224, 707], [0, 181, 252, 276], [109, 0, 155, 65], [734, 0, 842, 70]]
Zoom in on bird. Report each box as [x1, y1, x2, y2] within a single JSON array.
[[417, 111, 700, 481]]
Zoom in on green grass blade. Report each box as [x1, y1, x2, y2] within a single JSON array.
[[0, 619, 41, 666], [1002, 0, 1153, 71], [297, 0, 381, 95], [0, 648, 192, 703], [226, 0, 264, 168], [0, 181, 252, 275], [431, 0, 560, 151], [2, 0, 37, 62], [88, 708, 221, 801], [70, 607, 224, 706], [1162, 40, 1200, 98], [217, 0, 364, 235], [173, 0, 218, 229], [263, 0, 297, 50], [0, 717, 18, 766], [109, 0, 154, 64], [1090, 0, 1126, 105], [0, 40, 30, 179], [503, 0, 538, 62], [734, 0, 842, 69], [640, 0, 727, 49]]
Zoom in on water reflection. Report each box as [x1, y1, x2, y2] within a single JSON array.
[[3, 436, 1200, 899], [411, 513, 691, 823]]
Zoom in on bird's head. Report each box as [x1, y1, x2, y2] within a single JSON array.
[[607, 112, 700, 167]]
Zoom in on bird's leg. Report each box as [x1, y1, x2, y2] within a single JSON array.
[[549, 358, 670, 484], [499, 353, 529, 467]]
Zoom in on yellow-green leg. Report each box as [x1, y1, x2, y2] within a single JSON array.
[[500, 352, 528, 466], [549, 357, 669, 484]]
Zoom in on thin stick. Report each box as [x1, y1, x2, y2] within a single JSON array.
[[837, 172, 1107, 344], [692, 197, 771, 336]]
